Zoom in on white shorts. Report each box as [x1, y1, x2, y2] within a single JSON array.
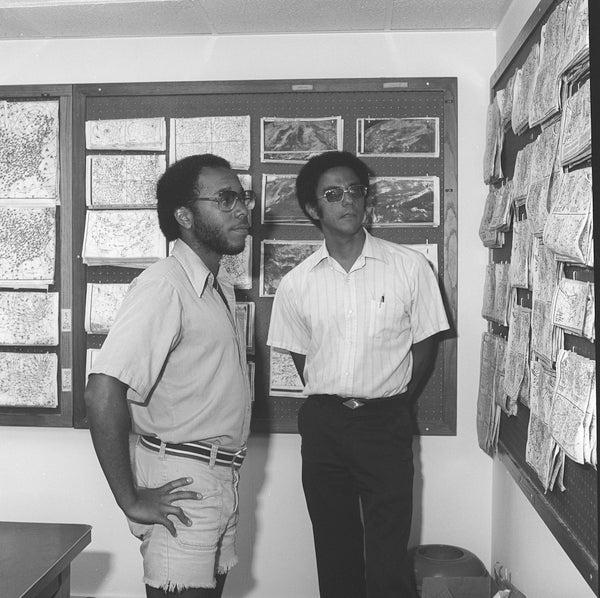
[[128, 437, 241, 591]]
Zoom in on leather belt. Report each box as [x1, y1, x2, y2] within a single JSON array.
[[309, 392, 408, 409]]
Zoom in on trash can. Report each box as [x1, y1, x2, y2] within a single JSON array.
[[411, 544, 490, 597]]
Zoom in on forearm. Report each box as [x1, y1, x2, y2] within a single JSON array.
[[85, 375, 200, 536], [408, 336, 437, 396], [84, 374, 138, 513]]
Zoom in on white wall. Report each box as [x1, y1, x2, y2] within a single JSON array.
[[495, 0, 540, 61], [491, 461, 596, 598], [0, 31, 494, 597], [489, 1, 596, 596]]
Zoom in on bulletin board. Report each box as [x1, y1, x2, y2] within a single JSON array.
[[486, 0, 597, 591], [70, 77, 458, 435], [0, 85, 74, 427]]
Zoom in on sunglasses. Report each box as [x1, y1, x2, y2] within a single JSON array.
[[193, 189, 256, 212], [318, 184, 368, 203]]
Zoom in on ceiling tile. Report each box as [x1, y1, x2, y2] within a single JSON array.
[[390, 0, 512, 30], [0, 0, 512, 40], [200, 0, 391, 34], [0, 1, 213, 39]]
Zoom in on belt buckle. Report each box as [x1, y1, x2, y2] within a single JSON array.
[[342, 398, 364, 410]]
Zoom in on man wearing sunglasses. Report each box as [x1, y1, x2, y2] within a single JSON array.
[[268, 151, 449, 598], [85, 154, 253, 597]]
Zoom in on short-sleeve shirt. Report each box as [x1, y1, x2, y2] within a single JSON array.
[[267, 230, 450, 398], [89, 239, 251, 449]]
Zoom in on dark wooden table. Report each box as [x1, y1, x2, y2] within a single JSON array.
[[0, 521, 91, 598]]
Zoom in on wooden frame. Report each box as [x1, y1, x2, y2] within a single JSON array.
[[69, 77, 458, 434], [0, 78, 457, 434], [0, 85, 74, 427], [487, 0, 597, 591]]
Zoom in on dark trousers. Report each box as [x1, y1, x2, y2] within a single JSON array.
[[298, 395, 418, 598]]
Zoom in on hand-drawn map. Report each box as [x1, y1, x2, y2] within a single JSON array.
[[86, 117, 166, 151], [549, 349, 596, 465], [477, 332, 504, 455], [479, 188, 501, 248], [170, 116, 251, 170], [483, 96, 503, 184], [503, 304, 531, 412], [552, 277, 594, 340], [526, 121, 561, 237], [235, 301, 255, 353], [511, 43, 539, 135], [531, 238, 562, 365], [526, 359, 561, 491], [86, 154, 166, 207], [0, 100, 59, 203], [269, 346, 304, 397], [560, 0, 589, 79], [0, 351, 58, 408], [0, 291, 59, 345], [542, 166, 593, 266], [511, 144, 534, 204], [489, 180, 513, 233], [0, 206, 56, 288], [529, 0, 567, 127], [482, 264, 496, 321], [220, 236, 252, 289], [82, 209, 166, 267], [493, 262, 511, 326], [509, 219, 533, 289], [559, 79, 591, 167], [498, 71, 515, 131], [85, 283, 130, 334]]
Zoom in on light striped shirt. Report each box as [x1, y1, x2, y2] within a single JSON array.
[[267, 230, 449, 399]]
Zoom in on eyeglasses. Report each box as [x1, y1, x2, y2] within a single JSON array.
[[318, 184, 368, 203], [193, 189, 256, 212]]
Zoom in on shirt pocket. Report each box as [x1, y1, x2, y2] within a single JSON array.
[[367, 296, 406, 340]]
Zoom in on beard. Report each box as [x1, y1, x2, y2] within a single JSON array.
[[191, 211, 247, 256]]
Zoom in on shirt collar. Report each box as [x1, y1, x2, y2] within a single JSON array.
[[170, 238, 213, 297], [308, 241, 330, 271], [308, 228, 388, 271], [362, 229, 388, 264]]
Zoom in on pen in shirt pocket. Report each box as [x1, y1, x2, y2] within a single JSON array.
[[379, 295, 385, 308]]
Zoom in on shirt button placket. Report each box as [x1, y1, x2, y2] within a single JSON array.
[[340, 274, 356, 395]]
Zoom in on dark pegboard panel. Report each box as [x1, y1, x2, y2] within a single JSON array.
[[489, 1, 597, 591], [0, 87, 73, 427], [72, 79, 457, 435], [499, 410, 598, 566]]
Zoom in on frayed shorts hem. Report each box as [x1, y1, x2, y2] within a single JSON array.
[[144, 557, 239, 591], [146, 579, 216, 592], [217, 555, 239, 575]]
